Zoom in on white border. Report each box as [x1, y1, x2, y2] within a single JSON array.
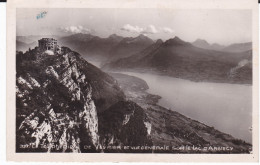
[[6, 0, 259, 162]]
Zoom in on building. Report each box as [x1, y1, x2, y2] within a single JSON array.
[[38, 38, 61, 53]]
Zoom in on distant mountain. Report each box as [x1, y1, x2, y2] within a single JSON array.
[[60, 33, 95, 43], [222, 42, 252, 53], [211, 43, 225, 50], [16, 33, 155, 66], [104, 36, 252, 84], [192, 39, 252, 53], [16, 42, 252, 153], [104, 39, 163, 69], [192, 39, 211, 49], [59, 33, 125, 62], [16, 40, 28, 52], [16, 40, 37, 52], [17, 36, 36, 44], [59, 33, 154, 63], [107, 34, 124, 42], [107, 34, 154, 62], [192, 39, 225, 50], [16, 35, 62, 53], [17, 35, 61, 44], [59, 33, 96, 54]]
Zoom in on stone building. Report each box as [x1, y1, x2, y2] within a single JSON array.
[[38, 38, 61, 53]]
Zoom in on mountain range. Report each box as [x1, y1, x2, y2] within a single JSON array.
[[55, 33, 154, 63], [192, 39, 252, 52], [16, 45, 251, 153], [16, 34, 252, 84], [17, 34, 155, 63], [17, 34, 252, 55], [16, 35, 61, 53], [103, 36, 252, 84], [192, 39, 225, 51]]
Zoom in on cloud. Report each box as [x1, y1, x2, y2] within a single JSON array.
[[121, 24, 144, 33], [59, 25, 91, 34], [121, 24, 174, 34], [161, 27, 174, 33], [121, 24, 159, 34], [144, 25, 159, 34]]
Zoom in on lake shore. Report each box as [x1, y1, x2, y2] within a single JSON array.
[[109, 72, 252, 153], [115, 71, 252, 143], [104, 67, 252, 85]]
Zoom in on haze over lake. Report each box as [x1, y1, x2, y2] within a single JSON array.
[[120, 72, 252, 143], [15, 5, 254, 155]]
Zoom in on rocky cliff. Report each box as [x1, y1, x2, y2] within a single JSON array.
[[98, 101, 153, 153], [16, 45, 251, 154], [16, 47, 151, 153]]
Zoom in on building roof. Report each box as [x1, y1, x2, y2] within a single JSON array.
[[39, 38, 57, 41]]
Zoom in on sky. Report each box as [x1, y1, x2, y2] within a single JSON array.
[[16, 8, 252, 45]]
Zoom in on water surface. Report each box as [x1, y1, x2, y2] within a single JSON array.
[[120, 72, 252, 143]]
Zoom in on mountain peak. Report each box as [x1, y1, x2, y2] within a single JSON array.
[[108, 34, 124, 42], [108, 34, 122, 39], [72, 33, 92, 37], [173, 36, 181, 40], [137, 34, 146, 38], [164, 36, 189, 46], [66, 33, 95, 41], [136, 34, 150, 40], [155, 39, 163, 44], [193, 38, 210, 46], [192, 39, 226, 50], [123, 34, 154, 44], [194, 38, 208, 42]]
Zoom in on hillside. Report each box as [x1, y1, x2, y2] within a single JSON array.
[[192, 39, 252, 53], [104, 36, 252, 84], [107, 34, 154, 61], [222, 42, 252, 53], [59, 33, 154, 63], [16, 47, 151, 152], [109, 73, 252, 153], [16, 40, 252, 153], [192, 39, 225, 50], [16, 40, 37, 52], [59, 34, 123, 61]]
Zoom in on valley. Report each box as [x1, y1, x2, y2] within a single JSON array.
[[15, 33, 253, 153], [111, 72, 252, 143], [109, 73, 252, 153]]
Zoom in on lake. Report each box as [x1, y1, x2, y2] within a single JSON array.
[[119, 72, 252, 143]]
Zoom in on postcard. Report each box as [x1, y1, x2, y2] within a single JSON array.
[[6, 0, 259, 162]]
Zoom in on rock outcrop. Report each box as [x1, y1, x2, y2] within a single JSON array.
[[98, 101, 153, 152], [16, 45, 251, 154], [16, 47, 150, 153]]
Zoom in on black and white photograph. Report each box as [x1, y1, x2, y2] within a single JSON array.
[[6, 0, 259, 162], [15, 8, 254, 154]]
